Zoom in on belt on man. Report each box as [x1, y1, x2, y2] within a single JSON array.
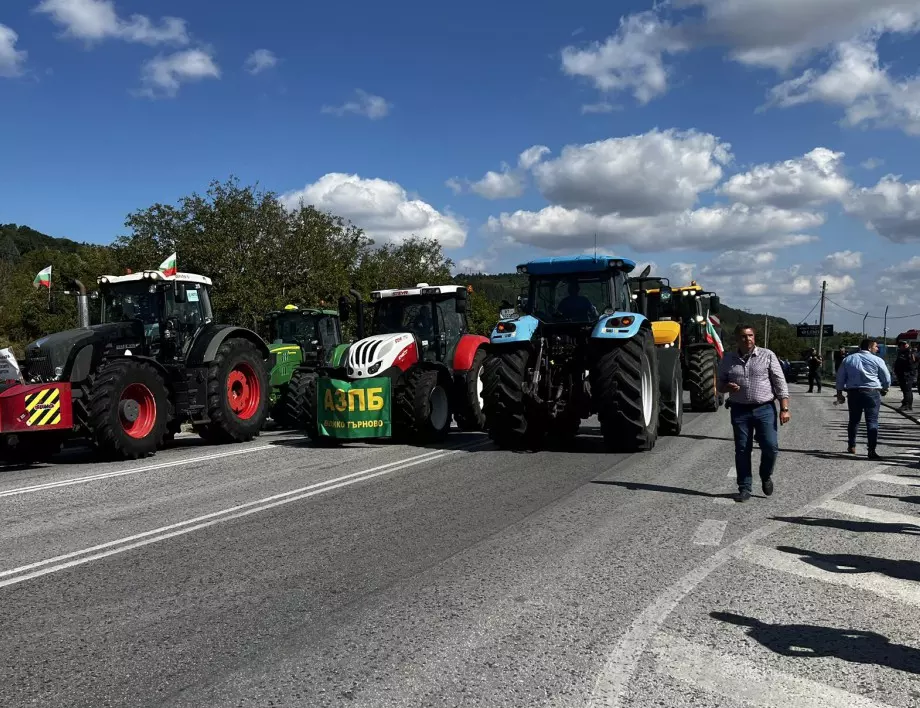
[[845, 387, 881, 392], [730, 400, 775, 408]]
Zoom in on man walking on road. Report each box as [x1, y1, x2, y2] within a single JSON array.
[[836, 339, 891, 461], [807, 348, 823, 393], [894, 340, 917, 411], [717, 324, 790, 503]]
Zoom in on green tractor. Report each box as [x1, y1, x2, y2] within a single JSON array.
[[266, 305, 346, 427]]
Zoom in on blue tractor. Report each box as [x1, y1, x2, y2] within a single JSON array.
[[481, 256, 683, 452]]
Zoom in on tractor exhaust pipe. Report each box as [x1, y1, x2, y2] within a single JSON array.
[[73, 279, 90, 328]]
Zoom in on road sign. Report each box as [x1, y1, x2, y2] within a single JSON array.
[[796, 324, 834, 338]]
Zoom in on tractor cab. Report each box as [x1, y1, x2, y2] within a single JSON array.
[[268, 305, 342, 366]]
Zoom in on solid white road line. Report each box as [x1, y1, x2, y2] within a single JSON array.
[[0, 442, 490, 589], [691, 520, 727, 546], [650, 632, 897, 708], [867, 473, 920, 486], [820, 500, 920, 527], [737, 545, 920, 607], [586, 463, 891, 708], [0, 445, 275, 498]]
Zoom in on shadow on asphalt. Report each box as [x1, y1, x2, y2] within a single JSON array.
[[771, 515, 920, 535], [591, 479, 748, 500], [710, 612, 920, 674], [775, 545, 920, 582], [866, 493, 920, 504]]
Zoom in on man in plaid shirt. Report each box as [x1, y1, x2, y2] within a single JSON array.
[[717, 324, 791, 502]]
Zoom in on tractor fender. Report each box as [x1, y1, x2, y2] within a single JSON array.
[[591, 312, 650, 340], [656, 344, 682, 399], [187, 325, 271, 367], [68, 344, 96, 384], [452, 334, 489, 372], [489, 315, 539, 345], [415, 360, 454, 388]]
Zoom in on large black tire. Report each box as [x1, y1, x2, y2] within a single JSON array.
[[591, 327, 659, 453], [87, 358, 169, 460], [659, 354, 683, 436], [481, 346, 542, 450], [688, 346, 719, 412], [197, 338, 270, 444], [395, 368, 452, 442], [278, 369, 310, 431], [453, 348, 487, 432]]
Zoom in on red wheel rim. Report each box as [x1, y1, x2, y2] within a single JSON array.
[[120, 383, 157, 439], [227, 362, 261, 420]]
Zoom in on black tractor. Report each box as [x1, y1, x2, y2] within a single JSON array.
[[12, 270, 271, 461]]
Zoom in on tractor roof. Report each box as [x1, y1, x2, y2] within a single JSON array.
[[516, 255, 636, 276], [98, 271, 212, 286], [371, 284, 469, 299], [270, 306, 338, 317]]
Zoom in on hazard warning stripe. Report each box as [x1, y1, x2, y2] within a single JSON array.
[[25, 388, 62, 427]]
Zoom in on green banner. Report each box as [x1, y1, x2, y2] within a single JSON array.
[[317, 377, 392, 438]]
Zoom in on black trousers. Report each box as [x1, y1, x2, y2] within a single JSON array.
[[898, 377, 915, 408], [807, 371, 822, 392]]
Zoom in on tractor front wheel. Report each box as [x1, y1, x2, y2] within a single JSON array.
[[481, 346, 542, 450], [659, 354, 683, 436], [87, 359, 169, 459], [198, 338, 270, 444], [395, 368, 452, 442], [453, 348, 487, 432], [591, 327, 659, 453], [688, 346, 719, 412]]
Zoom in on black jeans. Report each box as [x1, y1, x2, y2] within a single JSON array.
[[847, 389, 881, 452], [807, 371, 822, 392], [898, 376, 915, 408]]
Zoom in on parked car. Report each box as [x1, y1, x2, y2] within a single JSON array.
[[785, 360, 809, 383]]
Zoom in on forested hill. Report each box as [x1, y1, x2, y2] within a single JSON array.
[[0, 223, 86, 262]]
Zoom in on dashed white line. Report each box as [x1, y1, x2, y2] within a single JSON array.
[[820, 500, 920, 527], [691, 520, 727, 546], [726, 465, 736, 478], [867, 473, 920, 486], [0, 441, 490, 589], [650, 632, 897, 708]]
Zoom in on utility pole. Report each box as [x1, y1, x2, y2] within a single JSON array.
[[883, 305, 889, 349], [862, 312, 869, 338], [817, 280, 827, 367], [764, 315, 769, 348]]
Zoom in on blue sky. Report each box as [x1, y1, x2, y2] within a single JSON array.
[[3, 0, 920, 332]]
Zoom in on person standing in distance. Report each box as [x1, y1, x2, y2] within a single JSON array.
[[806, 348, 823, 393], [836, 338, 891, 460], [893, 340, 917, 411], [717, 324, 791, 502]]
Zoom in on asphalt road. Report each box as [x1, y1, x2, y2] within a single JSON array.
[[2, 384, 918, 708]]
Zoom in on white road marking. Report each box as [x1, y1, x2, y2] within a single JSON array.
[[867, 473, 920, 486], [0, 445, 275, 498], [586, 463, 890, 708], [737, 545, 920, 607], [726, 465, 736, 478], [691, 520, 727, 546], [820, 500, 920, 527], [650, 632, 897, 708], [0, 441, 491, 589], [712, 497, 734, 506]]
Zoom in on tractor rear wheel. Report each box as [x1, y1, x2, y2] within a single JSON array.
[[688, 346, 719, 412], [453, 348, 487, 432], [283, 368, 311, 433], [481, 346, 542, 450], [659, 355, 683, 436], [591, 327, 659, 453], [87, 358, 169, 459], [197, 338, 270, 444], [395, 368, 451, 442]]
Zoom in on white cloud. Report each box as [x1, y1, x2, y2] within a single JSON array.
[[488, 202, 823, 253], [455, 257, 489, 274], [281, 173, 466, 248], [321, 89, 391, 120], [470, 165, 525, 200], [824, 250, 863, 271], [136, 49, 220, 99], [35, 0, 188, 45], [0, 24, 27, 78], [843, 175, 920, 243], [862, 157, 884, 170], [765, 37, 920, 136], [560, 11, 685, 104], [581, 102, 619, 114], [517, 145, 550, 170], [532, 129, 732, 216], [718, 148, 852, 209], [445, 178, 464, 195], [244, 49, 277, 75], [701, 251, 777, 277]]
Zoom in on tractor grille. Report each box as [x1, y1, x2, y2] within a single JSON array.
[[23, 351, 55, 382], [351, 339, 382, 366]]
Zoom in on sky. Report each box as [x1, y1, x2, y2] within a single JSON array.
[[3, 0, 920, 335]]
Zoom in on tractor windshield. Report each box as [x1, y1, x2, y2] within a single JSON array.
[[374, 297, 436, 339], [101, 282, 162, 325], [672, 291, 702, 323], [272, 313, 319, 347], [529, 275, 612, 323]]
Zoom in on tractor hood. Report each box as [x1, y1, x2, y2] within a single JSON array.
[[345, 333, 417, 379], [23, 322, 144, 382]]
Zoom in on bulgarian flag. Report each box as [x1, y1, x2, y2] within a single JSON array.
[[158, 252, 177, 278], [705, 315, 724, 357], [33, 265, 52, 289]]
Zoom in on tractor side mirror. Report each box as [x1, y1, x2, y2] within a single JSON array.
[[338, 295, 351, 322], [456, 290, 468, 314], [709, 295, 720, 314], [175, 283, 188, 304], [516, 294, 529, 312]]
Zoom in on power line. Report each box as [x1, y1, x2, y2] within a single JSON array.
[[797, 297, 820, 324], [825, 296, 920, 321]]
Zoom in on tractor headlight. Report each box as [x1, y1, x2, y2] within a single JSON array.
[[368, 362, 381, 375]]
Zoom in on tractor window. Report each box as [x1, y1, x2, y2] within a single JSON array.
[[614, 272, 631, 311], [165, 285, 209, 331], [101, 283, 162, 325], [673, 292, 701, 324], [374, 298, 435, 342], [272, 314, 318, 346], [530, 276, 608, 323], [318, 317, 339, 349]]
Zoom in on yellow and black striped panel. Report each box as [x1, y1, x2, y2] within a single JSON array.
[[24, 388, 62, 427]]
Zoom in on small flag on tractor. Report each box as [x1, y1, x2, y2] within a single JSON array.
[[158, 252, 177, 278], [33, 265, 52, 289], [706, 316, 724, 357]]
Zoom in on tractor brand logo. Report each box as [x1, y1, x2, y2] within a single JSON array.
[[116, 343, 140, 350], [323, 387, 385, 413], [24, 387, 62, 427], [393, 290, 410, 296]]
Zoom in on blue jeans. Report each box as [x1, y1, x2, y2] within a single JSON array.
[[730, 402, 779, 492], [847, 389, 881, 451]]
